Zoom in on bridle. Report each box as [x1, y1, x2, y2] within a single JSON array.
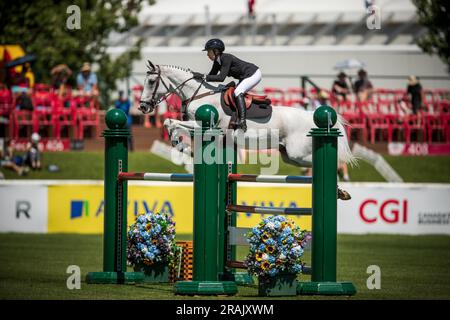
[[140, 64, 211, 115]]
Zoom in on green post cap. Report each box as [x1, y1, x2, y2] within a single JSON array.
[[313, 105, 337, 128], [105, 109, 128, 129], [195, 104, 219, 128]]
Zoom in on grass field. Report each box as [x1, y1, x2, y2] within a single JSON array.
[[1, 233, 449, 300], [1, 152, 450, 182]]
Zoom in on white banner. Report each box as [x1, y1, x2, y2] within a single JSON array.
[[0, 181, 449, 235], [338, 183, 450, 235], [0, 183, 48, 233]]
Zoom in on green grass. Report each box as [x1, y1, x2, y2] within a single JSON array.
[[1, 152, 450, 182], [384, 156, 450, 183], [0, 233, 449, 300], [0, 152, 186, 180]]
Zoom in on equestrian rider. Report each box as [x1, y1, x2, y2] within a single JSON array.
[[193, 39, 262, 132]]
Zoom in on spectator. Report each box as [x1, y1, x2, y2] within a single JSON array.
[[338, 162, 350, 182], [9, 62, 32, 89], [407, 75, 422, 115], [23, 132, 42, 170], [332, 72, 351, 102], [114, 90, 134, 151], [51, 64, 72, 98], [248, 0, 256, 19], [14, 87, 33, 111], [353, 69, 373, 102], [0, 139, 25, 176], [311, 89, 329, 110], [365, 0, 375, 10], [76, 62, 99, 98]]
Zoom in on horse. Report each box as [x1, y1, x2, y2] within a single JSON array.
[[139, 61, 355, 199]]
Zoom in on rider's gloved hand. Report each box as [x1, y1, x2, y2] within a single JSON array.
[[192, 72, 205, 80]]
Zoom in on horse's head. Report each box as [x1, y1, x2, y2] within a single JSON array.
[[139, 60, 162, 114]]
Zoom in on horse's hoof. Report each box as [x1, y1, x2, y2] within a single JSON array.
[[338, 188, 351, 201]]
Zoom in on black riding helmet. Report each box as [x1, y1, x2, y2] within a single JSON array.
[[203, 38, 225, 52]]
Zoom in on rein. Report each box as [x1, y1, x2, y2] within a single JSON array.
[[148, 66, 198, 107], [145, 65, 219, 119]]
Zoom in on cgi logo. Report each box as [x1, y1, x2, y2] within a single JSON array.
[[359, 199, 408, 224]]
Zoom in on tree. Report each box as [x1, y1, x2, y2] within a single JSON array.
[[0, 0, 152, 106], [412, 0, 450, 73]]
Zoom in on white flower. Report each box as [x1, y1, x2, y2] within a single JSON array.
[[261, 253, 269, 261], [266, 222, 275, 230], [278, 253, 286, 260]]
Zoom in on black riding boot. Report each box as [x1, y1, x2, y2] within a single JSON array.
[[235, 93, 247, 132]]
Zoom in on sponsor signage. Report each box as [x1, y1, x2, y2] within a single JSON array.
[[338, 183, 450, 234], [388, 143, 450, 156], [1, 181, 449, 235], [11, 139, 71, 152], [47, 183, 312, 234], [0, 184, 48, 232]]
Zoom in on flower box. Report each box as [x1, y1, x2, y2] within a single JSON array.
[[244, 215, 310, 297], [134, 262, 169, 283], [127, 211, 176, 283], [258, 273, 298, 297]]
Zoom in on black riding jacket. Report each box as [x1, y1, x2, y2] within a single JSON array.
[[206, 53, 258, 82]]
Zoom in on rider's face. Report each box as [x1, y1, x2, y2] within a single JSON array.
[[207, 49, 215, 61]]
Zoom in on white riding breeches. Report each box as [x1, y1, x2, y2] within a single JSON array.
[[234, 69, 262, 96]]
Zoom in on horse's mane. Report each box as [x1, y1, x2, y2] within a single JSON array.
[[160, 64, 192, 74]]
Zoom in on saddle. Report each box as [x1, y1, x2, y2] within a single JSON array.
[[220, 85, 273, 123], [223, 87, 271, 109]]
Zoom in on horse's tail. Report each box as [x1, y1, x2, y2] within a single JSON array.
[[336, 115, 357, 166]]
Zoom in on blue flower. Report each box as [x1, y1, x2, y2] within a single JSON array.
[[268, 268, 278, 276], [292, 264, 302, 273], [145, 252, 155, 260]]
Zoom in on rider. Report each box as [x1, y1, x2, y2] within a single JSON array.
[[193, 38, 262, 132]]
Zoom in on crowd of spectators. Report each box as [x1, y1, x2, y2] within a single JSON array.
[[0, 62, 101, 141], [129, 69, 449, 146]]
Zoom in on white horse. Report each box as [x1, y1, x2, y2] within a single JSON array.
[[139, 62, 355, 198]]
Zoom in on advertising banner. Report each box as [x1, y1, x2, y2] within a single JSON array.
[[388, 142, 450, 156], [47, 182, 312, 234], [338, 183, 450, 234], [0, 183, 48, 232], [2, 181, 449, 235], [48, 183, 194, 234]]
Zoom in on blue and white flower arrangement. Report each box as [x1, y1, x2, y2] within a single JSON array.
[[127, 211, 177, 267], [244, 215, 311, 278]]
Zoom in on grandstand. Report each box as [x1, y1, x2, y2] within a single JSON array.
[[108, 0, 449, 89], [111, 0, 423, 47]]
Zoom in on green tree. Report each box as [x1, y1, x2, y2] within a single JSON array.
[[0, 0, 152, 106], [412, 0, 450, 73]]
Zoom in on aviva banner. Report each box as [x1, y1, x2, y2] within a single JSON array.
[[47, 183, 312, 234]]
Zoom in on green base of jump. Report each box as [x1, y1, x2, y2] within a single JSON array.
[[86, 271, 145, 284], [220, 272, 254, 285], [297, 281, 357, 296], [231, 272, 254, 285], [174, 281, 238, 295]]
